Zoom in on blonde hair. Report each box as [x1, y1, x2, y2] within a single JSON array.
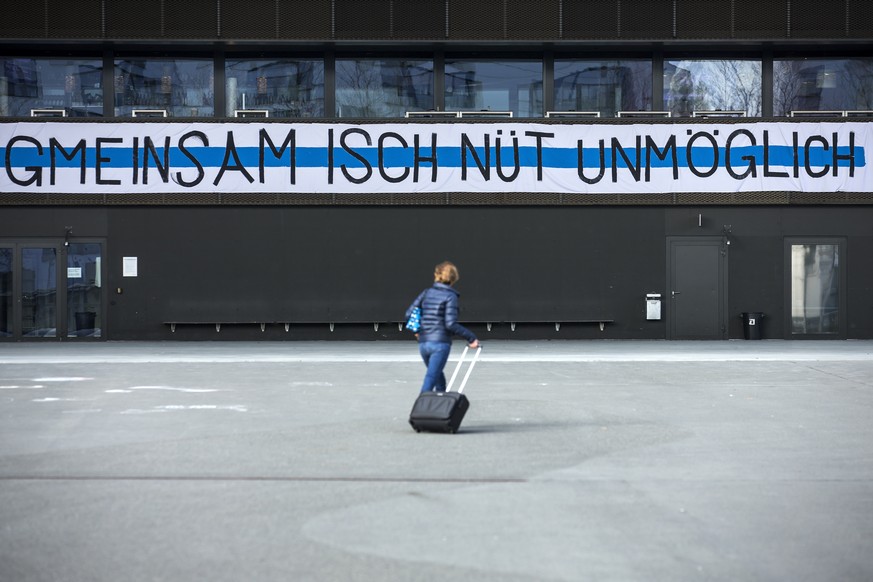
[[434, 261, 459, 285]]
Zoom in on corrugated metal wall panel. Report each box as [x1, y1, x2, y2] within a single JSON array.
[[46, 0, 103, 39], [791, 0, 847, 38], [106, 0, 163, 39], [220, 0, 277, 40], [620, 0, 674, 39], [734, 0, 787, 39], [0, 3, 46, 38], [335, 0, 393, 40], [394, 0, 447, 39], [0, 1, 870, 44], [448, 0, 505, 40], [562, 0, 619, 39], [507, 0, 561, 40], [848, 0, 873, 38], [676, 0, 732, 39], [7, 191, 872, 207], [165, 0, 217, 39], [278, 0, 333, 39]]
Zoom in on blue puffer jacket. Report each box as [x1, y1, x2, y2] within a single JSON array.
[[406, 283, 477, 344]]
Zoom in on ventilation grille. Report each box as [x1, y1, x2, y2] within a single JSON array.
[[789, 191, 873, 205], [394, 0, 447, 39], [676, 0, 732, 39], [47, 0, 103, 39], [168, 0, 217, 38], [563, 0, 619, 39], [506, 0, 561, 40], [733, 0, 785, 39], [849, 0, 873, 38], [4, 191, 872, 207], [0, 4, 45, 38], [105, 0, 162, 39], [0, 0, 865, 41], [447, 0, 504, 40], [790, 0, 845, 38], [674, 192, 792, 205], [220, 0, 277, 40], [278, 0, 333, 39], [620, 0, 674, 39], [335, 0, 393, 40]]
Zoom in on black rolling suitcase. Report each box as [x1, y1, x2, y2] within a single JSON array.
[[409, 346, 481, 434]]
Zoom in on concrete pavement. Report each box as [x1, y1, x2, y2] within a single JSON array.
[[1, 340, 872, 581]]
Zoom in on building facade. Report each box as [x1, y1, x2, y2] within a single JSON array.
[[1, 0, 872, 341]]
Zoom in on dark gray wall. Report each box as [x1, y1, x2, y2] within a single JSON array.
[[104, 205, 667, 340], [3, 204, 873, 340]]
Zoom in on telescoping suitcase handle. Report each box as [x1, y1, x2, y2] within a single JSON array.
[[446, 346, 481, 394]]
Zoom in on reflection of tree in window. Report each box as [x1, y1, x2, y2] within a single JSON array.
[[115, 59, 213, 116], [708, 61, 761, 116], [666, 64, 694, 117], [1, 58, 103, 117], [774, 61, 804, 116], [445, 67, 480, 110], [337, 61, 390, 117], [775, 59, 873, 115], [553, 61, 651, 116], [843, 60, 873, 109], [665, 60, 761, 117], [337, 60, 432, 117], [226, 60, 324, 118], [444, 61, 542, 116]]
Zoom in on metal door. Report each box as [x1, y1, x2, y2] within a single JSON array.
[[667, 237, 728, 340]]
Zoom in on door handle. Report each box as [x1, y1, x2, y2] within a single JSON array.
[[671, 291, 681, 298]]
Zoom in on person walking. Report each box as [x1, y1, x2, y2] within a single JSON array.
[[406, 261, 479, 394]]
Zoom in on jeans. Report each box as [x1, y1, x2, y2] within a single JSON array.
[[419, 341, 451, 393]]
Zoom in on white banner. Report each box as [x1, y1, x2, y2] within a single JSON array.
[[1, 121, 870, 195]]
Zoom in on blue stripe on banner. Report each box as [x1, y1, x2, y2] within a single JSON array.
[[0, 145, 866, 169]]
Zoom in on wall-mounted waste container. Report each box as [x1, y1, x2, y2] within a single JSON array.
[[646, 294, 662, 320], [741, 312, 764, 340]]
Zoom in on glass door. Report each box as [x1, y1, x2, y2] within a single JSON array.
[[21, 245, 60, 337], [784, 238, 847, 339], [66, 243, 102, 337], [0, 240, 104, 340], [0, 246, 11, 338]]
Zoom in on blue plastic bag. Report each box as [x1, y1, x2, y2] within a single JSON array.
[[406, 306, 421, 333]]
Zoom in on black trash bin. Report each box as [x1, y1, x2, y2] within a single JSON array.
[[741, 312, 764, 340], [75, 311, 97, 332]]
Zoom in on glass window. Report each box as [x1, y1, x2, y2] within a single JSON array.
[[336, 58, 433, 117], [114, 58, 213, 117], [790, 243, 840, 335], [664, 59, 762, 117], [67, 243, 102, 338], [445, 60, 543, 117], [226, 59, 324, 118], [554, 60, 652, 117], [0, 58, 103, 117], [774, 58, 873, 116]]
